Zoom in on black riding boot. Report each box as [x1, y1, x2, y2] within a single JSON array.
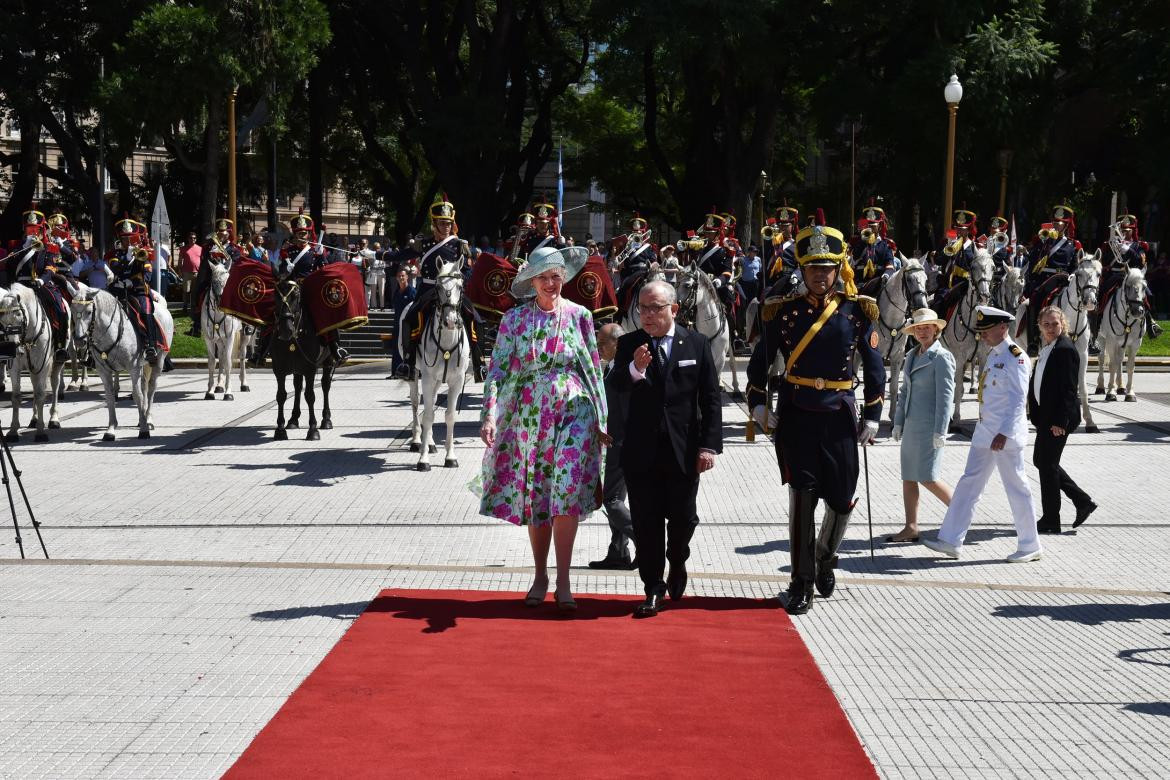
[[815, 503, 853, 598], [328, 337, 349, 366], [1026, 308, 1040, 356], [1089, 311, 1102, 355], [782, 488, 817, 615], [249, 330, 271, 367], [471, 339, 485, 382], [1146, 308, 1163, 339]]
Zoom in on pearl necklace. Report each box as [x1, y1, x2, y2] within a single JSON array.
[[529, 297, 564, 363]]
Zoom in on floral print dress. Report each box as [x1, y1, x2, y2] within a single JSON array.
[[478, 299, 607, 526]]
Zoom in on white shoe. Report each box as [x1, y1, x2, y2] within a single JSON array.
[[1006, 549, 1042, 563], [922, 537, 961, 559]]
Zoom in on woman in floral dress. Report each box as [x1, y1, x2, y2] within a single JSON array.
[[479, 245, 609, 612]]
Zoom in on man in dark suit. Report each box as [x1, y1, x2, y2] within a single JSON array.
[[612, 280, 723, 617], [1029, 306, 1097, 533], [589, 323, 637, 570]]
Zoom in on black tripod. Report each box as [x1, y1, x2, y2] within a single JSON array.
[[1, 433, 48, 559]]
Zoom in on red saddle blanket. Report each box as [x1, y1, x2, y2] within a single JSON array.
[[221, 259, 277, 326], [467, 252, 519, 317], [303, 262, 368, 335], [563, 254, 618, 318]]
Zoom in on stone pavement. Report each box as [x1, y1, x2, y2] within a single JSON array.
[[1, 360, 1168, 778]]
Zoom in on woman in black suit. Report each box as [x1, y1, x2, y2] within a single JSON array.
[[1029, 305, 1097, 534]]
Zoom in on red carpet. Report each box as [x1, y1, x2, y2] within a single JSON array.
[[226, 589, 875, 779]]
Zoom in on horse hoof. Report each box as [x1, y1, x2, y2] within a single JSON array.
[[223, 394, 234, 401], [444, 458, 459, 468], [48, 420, 61, 429], [34, 433, 48, 443], [66, 384, 77, 392], [1085, 425, 1099, 434], [1094, 386, 1106, 395], [137, 430, 150, 440], [25, 421, 36, 429], [148, 422, 155, 431], [321, 420, 333, 430], [4, 432, 18, 443], [409, 442, 420, 453], [204, 392, 215, 400], [274, 429, 288, 441], [102, 432, 115, 442], [1105, 393, 1116, 402], [427, 444, 437, 454], [307, 429, 321, 441], [241, 385, 250, 392], [416, 462, 431, 472], [1125, 394, 1137, 402], [214, 386, 224, 394]]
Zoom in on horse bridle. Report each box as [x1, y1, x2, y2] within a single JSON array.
[[75, 294, 126, 366], [0, 291, 51, 374], [420, 272, 466, 380], [1059, 267, 1098, 344], [1107, 277, 1144, 347], [876, 269, 927, 358]]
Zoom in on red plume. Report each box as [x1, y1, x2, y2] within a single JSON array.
[[815, 208, 826, 226]]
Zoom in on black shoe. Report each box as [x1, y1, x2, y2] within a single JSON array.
[[634, 592, 664, 618], [1088, 339, 1101, 356], [162, 355, 175, 372], [1148, 321, 1163, 339], [626, 557, 639, 571], [144, 348, 158, 362], [814, 555, 838, 597], [667, 566, 688, 601], [1073, 501, 1098, 529], [1037, 525, 1061, 535], [781, 581, 814, 615], [588, 553, 633, 570], [187, 328, 200, 338]]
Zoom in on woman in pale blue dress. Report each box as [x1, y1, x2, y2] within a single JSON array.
[[889, 308, 956, 543]]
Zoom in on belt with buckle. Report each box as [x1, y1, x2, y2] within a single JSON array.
[[786, 374, 852, 391]]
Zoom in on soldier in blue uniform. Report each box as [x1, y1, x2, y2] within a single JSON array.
[[986, 216, 1014, 274], [1023, 204, 1083, 353], [696, 209, 735, 309], [762, 204, 800, 292], [395, 195, 484, 380], [614, 213, 657, 310], [107, 216, 161, 362], [189, 216, 243, 338], [746, 210, 885, 615], [521, 201, 567, 257], [1092, 214, 1162, 349], [929, 208, 979, 315], [15, 208, 71, 359], [850, 202, 899, 288]]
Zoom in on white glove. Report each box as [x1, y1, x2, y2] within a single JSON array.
[[857, 419, 879, 445], [891, 425, 902, 443], [713, 278, 723, 288], [933, 434, 946, 449], [752, 405, 777, 430]]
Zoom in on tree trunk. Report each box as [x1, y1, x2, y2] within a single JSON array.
[[0, 109, 42, 238], [307, 69, 324, 228], [200, 95, 225, 236]]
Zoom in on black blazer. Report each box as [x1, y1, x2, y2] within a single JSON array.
[[612, 325, 722, 478], [1028, 334, 1082, 433]]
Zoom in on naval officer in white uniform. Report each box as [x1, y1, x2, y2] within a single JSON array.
[[922, 305, 1042, 562]]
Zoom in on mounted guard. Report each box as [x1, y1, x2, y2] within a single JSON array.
[[14, 207, 72, 360], [849, 200, 899, 287], [762, 202, 800, 291], [697, 209, 735, 309], [189, 215, 243, 338], [521, 200, 567, 256], [1091, 214, 1161, 351], [929, 207, 980, 318], [1022, 204, 1083, 353], [106, 215, 163, 362], [613, 213, 658, 311], [396, 194, 484, 380]]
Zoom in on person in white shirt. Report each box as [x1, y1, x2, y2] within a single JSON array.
[[922, 305, 1042, 562]]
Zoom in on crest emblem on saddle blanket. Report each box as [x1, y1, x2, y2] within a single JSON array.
[[239, 275, 265, 305], [577, 271, 600, 298], [322, 279, 349, 308], [485, 269, 510, 296]]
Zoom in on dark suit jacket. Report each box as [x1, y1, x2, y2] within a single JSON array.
[[612, 324, 722, 478], [1028, 334, 1082, 433]]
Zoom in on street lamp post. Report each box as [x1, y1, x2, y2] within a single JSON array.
[[942, 75, 963, 229], [997, 148, 1013, 218], [758, 169, 768, 242]]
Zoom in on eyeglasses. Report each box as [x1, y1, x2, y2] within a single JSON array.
[[641, 302, 673, 313]]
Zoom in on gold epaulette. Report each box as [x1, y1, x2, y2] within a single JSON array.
[[761, 293, 801, 322], [856, 295, 879, 322], [1009, 344, 1023, 357]]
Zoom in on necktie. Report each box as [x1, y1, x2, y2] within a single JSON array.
[[653, 337, 667, 376]]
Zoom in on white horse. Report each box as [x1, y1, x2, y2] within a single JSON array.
[[1047, 250, 1102, 431], [409, 262, 470, 471], [941, 249, 994, 431], [0, 284, 67, 441], [675, 263, 737, 395], [865, 257, 929, 421], [201, 262, 248, 400], [1096, 266, 1145, 404], [70, 286, 175, 441]]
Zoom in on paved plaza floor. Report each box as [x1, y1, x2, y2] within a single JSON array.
[[1, 360, 1168, 778]]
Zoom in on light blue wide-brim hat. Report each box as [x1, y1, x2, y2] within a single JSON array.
[[510, 245, 590, 299]]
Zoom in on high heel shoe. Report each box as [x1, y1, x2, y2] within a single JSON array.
[[524, 578, 549, 607], [554, 588, 577, 613]]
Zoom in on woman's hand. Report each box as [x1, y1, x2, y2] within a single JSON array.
[[598, 428, 613, 447], [480, 421, 496, 447]]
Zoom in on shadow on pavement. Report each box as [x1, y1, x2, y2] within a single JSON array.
[[252, 602, 369, 621], [227, 448, 386, 487], [991, 601, 1170, 626], [1123, 702, 1170, 715]]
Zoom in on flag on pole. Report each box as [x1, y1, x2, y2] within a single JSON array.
[[150, 186, 171, 291], [557, 144, 564, 233]]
